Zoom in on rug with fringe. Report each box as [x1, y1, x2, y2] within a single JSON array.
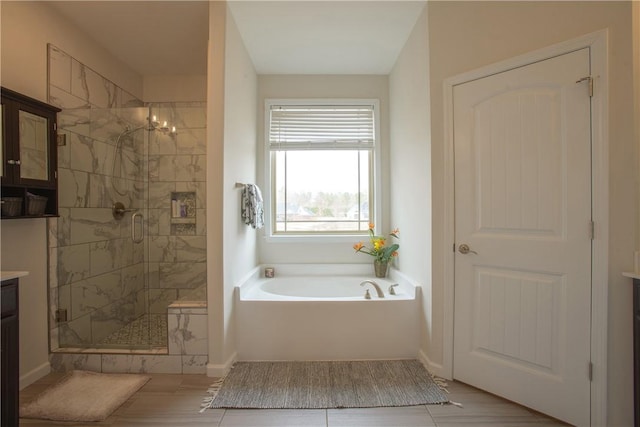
[[201, 360, 450, 410]]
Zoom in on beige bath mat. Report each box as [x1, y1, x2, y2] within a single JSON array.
[[20, 370, 149, 422]]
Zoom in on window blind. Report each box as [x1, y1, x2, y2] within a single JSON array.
[[269, 105, 375, 150]]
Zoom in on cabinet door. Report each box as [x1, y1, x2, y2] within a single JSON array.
[[1, 314, 19, 427], [1, 279, 19, 427], [634, 280, 640, 427], [1, 104, 4, 179], [1, 99, 17, 182], [1, 88, 58, 188]]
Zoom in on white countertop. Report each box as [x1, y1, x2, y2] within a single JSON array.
[[1, 271, 29, 281], [622, 272, 640, 280]]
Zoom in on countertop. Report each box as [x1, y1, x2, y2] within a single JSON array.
[[1, 271, 29, 281], [622, 272, 640, 280]]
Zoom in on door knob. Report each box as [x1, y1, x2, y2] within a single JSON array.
[[458, 244, 478, 255]]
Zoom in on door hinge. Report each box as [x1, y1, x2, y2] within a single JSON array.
[[589, 220, 595, 240], [588, 361, 593, 381], [576, 76, 594, 97]]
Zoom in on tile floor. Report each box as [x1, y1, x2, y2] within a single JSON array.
[[99, 314, 168, 348], [19, 372, 570, 427]]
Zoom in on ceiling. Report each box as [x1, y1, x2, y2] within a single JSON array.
[[48, 1, 426, 76], [228, 1, 426, 74]]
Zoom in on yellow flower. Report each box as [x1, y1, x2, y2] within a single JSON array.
[[373, 238, 385, 251], [352, 223, 399, 263]]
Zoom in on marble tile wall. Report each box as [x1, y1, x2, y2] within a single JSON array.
[[46, 45, 207, 358], [147, 103, 207, 313], [48, 44, 143, 110]]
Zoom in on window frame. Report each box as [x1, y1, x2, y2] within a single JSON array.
[[263, 98, 382, 242]]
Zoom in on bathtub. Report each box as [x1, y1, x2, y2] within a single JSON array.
[[235, 264, 421, 361]]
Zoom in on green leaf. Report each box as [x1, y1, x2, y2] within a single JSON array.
[[381, 244, 399, 260]]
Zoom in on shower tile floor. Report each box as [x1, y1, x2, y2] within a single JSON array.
[[99, 314, 167, 348]]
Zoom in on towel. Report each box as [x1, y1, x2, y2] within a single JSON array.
[[241, 184, 264, 229]]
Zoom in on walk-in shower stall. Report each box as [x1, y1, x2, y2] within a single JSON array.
[[47, 46, 207, 354], [50, 102, 207, 352]]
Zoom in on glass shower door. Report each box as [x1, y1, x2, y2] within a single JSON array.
[[54, 106, 154, 351]]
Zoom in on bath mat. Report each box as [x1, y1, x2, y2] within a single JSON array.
[[202, 360, 450, 410], [20, 370, 149, 422]]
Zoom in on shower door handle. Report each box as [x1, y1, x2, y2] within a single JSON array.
[[131, 212, 144, 243]]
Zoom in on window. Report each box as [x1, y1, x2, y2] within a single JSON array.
[[266, 100, 379, 236]]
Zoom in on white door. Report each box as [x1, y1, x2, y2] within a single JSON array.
[[453, 48, 592, 426]]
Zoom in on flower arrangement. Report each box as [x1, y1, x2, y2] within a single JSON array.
[[353, 223, 399, 263]]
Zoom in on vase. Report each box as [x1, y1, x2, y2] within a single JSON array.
[[373, 260, 388, 278]]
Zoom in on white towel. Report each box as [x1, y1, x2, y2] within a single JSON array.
[[241, 184, 264, 229]]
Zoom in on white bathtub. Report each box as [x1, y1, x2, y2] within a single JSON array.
[[235, 264, 421, 361]]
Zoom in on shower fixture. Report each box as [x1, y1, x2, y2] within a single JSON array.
[[148, 115, 177, 135]]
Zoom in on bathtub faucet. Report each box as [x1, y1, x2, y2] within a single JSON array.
[[360, 280, 385, 298]]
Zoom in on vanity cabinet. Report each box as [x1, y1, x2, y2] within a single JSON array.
[[1, 278, 19, 427], [1, 87, 60, 218], [634, 278, 640, 427]]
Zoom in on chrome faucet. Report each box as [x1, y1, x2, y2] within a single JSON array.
[[360, 280, 385, 298]]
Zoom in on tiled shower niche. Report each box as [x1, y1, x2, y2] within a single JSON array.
[[170, 191, 196, 235]]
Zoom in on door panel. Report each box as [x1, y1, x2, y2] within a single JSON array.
[[453, 48, 592, 426], [472, 268, 563, 372], [475, 89, 563, 237]]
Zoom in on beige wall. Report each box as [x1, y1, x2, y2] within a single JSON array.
[[256, 75, 390, 264], [0, 220, 49, 388], [427, 2, 635, 425], [221, 5, 258, 366], [0, 2, 142, 102], [388, 5, 432, 364], [206, 1, 227, 373], [143, 75, 207, 102], [0, 1, 142, 388]]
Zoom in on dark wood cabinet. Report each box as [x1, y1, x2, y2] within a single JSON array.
[[1, 87, 60, 219], [634, 278, 640, 427], [1, 278, 19, 427]]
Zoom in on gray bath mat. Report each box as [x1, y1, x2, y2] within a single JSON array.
[[202, 360, 449, 410]]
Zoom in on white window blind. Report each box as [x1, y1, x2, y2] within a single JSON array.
[[269, 105, 375, 150]]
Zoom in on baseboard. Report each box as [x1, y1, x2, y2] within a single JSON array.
[[418, 349, 449, 380], [206, 352, 237, 377], [20, 361, 51, 390]]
